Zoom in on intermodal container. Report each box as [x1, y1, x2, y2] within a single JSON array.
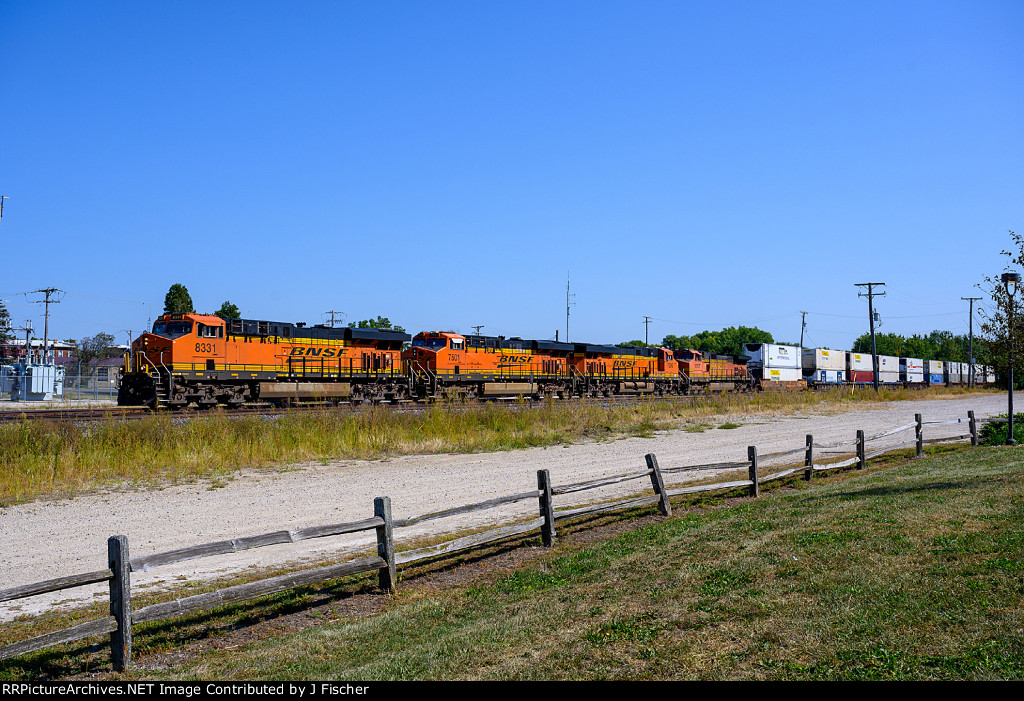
[[878, 370, 901, 384], [848, 353, 874, 372], [802, 348, 845, 371], [948, 363, 962, 383], [808, 369, 845, 384], [900, 358, 924, 383], [742, 344, 801, 370], [878, 355, 899, 375], [848, 370, 874, 384], [761, 367, 803, 382]]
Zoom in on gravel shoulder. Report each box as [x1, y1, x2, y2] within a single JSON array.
[[0, 393, 1006, 621]]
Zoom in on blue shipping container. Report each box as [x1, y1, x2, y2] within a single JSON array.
[[928, 374, 943, 384]]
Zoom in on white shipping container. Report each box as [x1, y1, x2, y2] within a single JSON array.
[[903, 371, 925, 383], [878, 355, 899, 372], [762, 367, 803, 382], [925, 359, 945, 374], [901, 357, 924, 372], [743, 343, 801, 369], [807, 369, 845, 383], [878, 370, 901, 384], [802, 348, 845, 371], [848, 353, 874, 372]]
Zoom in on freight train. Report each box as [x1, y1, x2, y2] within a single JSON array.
[[117, 312, 754, 407], [117, 313, 992, 408]]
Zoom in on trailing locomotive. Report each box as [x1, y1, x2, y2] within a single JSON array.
[[117, 315, 755, 407]]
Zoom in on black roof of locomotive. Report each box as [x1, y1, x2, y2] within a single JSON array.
[[226, 319, 410, 344]]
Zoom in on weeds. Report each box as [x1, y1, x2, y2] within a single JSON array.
[[0, 387, 994, 506]]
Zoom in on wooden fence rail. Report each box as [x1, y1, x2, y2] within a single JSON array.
[[0, 409, 988, 672]]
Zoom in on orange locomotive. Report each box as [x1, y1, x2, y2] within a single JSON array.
[[403, 331, 685, 399], [673, 349, 754, 393], [119, 316, 752, 407], [118, 313, 409, 407]]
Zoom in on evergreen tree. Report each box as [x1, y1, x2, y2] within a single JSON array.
[[163, 284, 195, 314], [0, 299, 11, 345]]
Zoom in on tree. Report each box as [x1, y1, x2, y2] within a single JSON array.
[[661, 334, 692, 351], [662, 326, 774, 356], [619, 339, 652, 348], [163, 284, 195, 314], [348, 316, 406, 333], [76, 332, 117, 376], [214, 301, 240, 320], [0, 299, 11, 345], [979, 230, 1024, 385]]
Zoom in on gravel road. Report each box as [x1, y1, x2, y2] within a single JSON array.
[[0, 393, 1007, 621]]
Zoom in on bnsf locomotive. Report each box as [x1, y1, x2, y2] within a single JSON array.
[[117, 313, 754, 407]]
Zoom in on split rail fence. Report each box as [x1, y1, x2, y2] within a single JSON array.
[[0, 409, 992, 672]]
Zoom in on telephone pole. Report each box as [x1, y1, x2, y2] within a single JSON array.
[[324, 310, 344, 328], [855, 283, 886, 393], [799, 311, 807, 349], [643, 316, 651, 346], [471, 325, 484, 336], [566, 272, 575, 343], [962, 296, 982, 388], [31, 288, 63, 364]]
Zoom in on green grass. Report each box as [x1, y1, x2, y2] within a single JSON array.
[[0, 387, 994, 506], [8, 443, 1011, 681]]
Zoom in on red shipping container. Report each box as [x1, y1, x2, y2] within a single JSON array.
[[849, 370, 874, 383]]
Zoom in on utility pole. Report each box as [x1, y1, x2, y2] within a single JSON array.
[[324, 310, 344, 328], [566, 272, 575, 343], [962, 296, 981, 388], [31, 288, 63, 364], [643, 316, 651, 346], [0, 195, 8, 230], [855, 283, 886, 393], [471, 325, 484, 336], [799, 311, 807, 349]]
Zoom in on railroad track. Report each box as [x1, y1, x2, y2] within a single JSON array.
[[0, 394, 713, 425]]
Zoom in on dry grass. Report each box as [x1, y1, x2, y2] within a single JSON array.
[[0, 387, 994, 506]]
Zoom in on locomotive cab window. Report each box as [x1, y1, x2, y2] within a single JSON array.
[[197, 324, 223, 338], [450, 339, 464, 350], [152, 322, 192, 338], [413, 338, 448, 350]]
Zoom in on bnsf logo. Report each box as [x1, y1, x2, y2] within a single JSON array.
[[613, 360, 636, 368], [289, 347, 347, 358], [500, 355, 530, 363]]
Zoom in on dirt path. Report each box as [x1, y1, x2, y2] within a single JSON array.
[[0, 393, 1006, 621]]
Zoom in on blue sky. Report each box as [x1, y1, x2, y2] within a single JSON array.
[[1, 1, 1021, 350]]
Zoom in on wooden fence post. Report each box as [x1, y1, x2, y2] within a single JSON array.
[[374, 497, 396, 593], [108, 535, 131, 673], [804, 434, 814, 482], [915, 413, 923, 457], [857, 430, 865, 470], [537, 469, 556, 546], [969, 410, 978, 447], [645, 453, 671, 517], [747, 446, 759, 498]]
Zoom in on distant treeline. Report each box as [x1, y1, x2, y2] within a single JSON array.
[[850, 330, 990, 364], [618, 327, 991, 365]]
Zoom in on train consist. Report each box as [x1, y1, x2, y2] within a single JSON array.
[[117, 312, 994, 408]]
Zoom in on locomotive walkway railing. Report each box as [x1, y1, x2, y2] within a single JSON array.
[[0, 408, 994, 673]]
